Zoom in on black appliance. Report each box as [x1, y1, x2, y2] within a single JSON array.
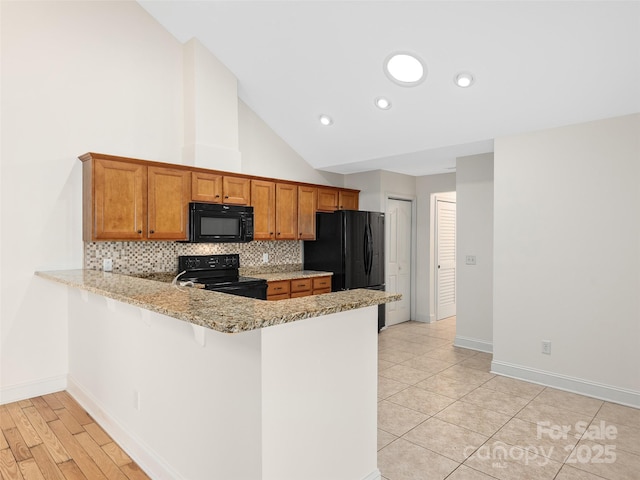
[[187, 203, 254, 243], [304, 210, 386, 330], [177, 254, 267, 300]]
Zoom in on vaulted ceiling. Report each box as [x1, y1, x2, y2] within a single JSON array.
[[138, 1, 640, 176]]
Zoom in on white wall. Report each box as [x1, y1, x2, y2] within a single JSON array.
[[1, 0, 184, 402], [415, 173, 456, 322], [455, 154, 494, 352], [0, 0, 346, 403], [493, 114, 640, 406], [239, 100, 344, 186]]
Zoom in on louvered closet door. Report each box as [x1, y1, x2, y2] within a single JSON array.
[[436, 199, 456, 320]]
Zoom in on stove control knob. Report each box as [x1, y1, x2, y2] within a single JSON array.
[[185, 258, 198, 269]]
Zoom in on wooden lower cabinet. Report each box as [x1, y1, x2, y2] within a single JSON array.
[[267, 276, 332, 301], [312, 276, 332, 294], [267, 280, 290, 300]]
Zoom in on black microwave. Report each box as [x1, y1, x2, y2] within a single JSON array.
[[187, 203, 254, 243]]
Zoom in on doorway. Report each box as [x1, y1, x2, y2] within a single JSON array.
[[386, 197, 413, 326], [434, 195, 457, 320]]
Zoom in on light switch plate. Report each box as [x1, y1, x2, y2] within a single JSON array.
[[103, 258, 113, 271], [465, 255, 476, 265]]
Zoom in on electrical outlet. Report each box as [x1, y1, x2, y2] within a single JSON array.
[[542, 340, 552, 355], [262, 253, 269, 263], [103, 258, 113, 271], [465, 255, 476, 265]]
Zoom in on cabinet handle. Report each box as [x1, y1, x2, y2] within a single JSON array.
[[225, 195, 229, 199], [270, 232, 274, 235], [137, 230, 142, 234], [215, 194, 220, 198], [149, 230, 155, 234]]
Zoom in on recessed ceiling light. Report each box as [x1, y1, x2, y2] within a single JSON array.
[[384, 52, 426, 87], [454, 72, 475, 88], [375, 97, 391, 110], [318, 114, 333, 126]]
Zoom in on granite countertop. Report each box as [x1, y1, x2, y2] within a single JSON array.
[[249, 270, 333, 282], [35, 270, 400, 334]]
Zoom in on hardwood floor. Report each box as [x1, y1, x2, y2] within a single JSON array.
[[0, 391, 150, 480]]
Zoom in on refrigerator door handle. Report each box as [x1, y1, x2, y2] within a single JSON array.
[[365, 224, 374, 275], [363, 226, 370, 275]]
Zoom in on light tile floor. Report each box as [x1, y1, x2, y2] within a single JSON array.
[[377, 317, 640, 480]]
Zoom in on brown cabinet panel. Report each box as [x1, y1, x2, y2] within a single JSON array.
[[312, 288, 332, 295], [290, 290, 312, 299], [312, 276, 332, 291], [275, 183, 298, 240], [317, 187, 339, 212], [267, 280, 290, 300], [148, 167, 191, 240], [191, 172, 222, 203], [92, 158, 146, 240], [251, 180, 276, 240], [223, 176, 250, 205], [290, 278, 312, 293], [297, 186, 317, 240], [338, 190, 359, 210]]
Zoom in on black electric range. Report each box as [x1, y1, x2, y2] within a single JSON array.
[[177, 254, 267, 300]]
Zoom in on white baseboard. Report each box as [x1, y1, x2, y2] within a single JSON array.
[[454, 335, 493, 353], [491, 360, 640, 408], [0, 375, 67, 405], [67, 376, 182, 480], [362, 469, 382, 480]]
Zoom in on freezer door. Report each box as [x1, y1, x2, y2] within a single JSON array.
[[344, 211, 369, 289]]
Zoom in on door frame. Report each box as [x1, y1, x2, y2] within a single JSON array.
[[384, 193, 417, 323], [429, 191, 457, 323]]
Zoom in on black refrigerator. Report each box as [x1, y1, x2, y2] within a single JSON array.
[[304, 210, 386, 330]]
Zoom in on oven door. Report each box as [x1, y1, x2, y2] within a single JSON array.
[[205, 283, 267, 300]]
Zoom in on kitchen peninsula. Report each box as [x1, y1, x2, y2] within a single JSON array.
[[36, 269, 399, 480]]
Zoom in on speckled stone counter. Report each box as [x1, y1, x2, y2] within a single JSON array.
[[249, 270, 333, 282], [35, 269, 400, 334]]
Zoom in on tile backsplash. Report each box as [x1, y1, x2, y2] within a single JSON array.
[[84, 240, 302, 275]]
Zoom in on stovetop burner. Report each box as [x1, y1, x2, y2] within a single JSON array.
[[177, 254, 267, 300]]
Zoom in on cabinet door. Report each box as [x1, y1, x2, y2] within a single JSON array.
[[251, 180, 276, 240], [317, 187, 339, 212], [148, 166, 191, 240], [338, 190, 359, 210], [192, 172, 222, 203], [93, 159, 146, 240], [267, 280, 290, 300], [223, 176, 251, 205], [275, 183, 298, 240], [297, 186, 317, 240]]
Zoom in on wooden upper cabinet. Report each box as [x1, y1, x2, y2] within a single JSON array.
[[223, 176, 250, 205], [81, 152, 357, 242], [251, 180, 276, 240], [90, 158, 147, 241], [317, 187, 359, 211], [297, 186, 317, 240], [147, 166, 191, 240], [275, 183, 298, 240], [191, 172, 222, 203], [338, 190, 359, 210], [317, 187, 339, 212]]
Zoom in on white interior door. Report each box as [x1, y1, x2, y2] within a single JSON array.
[[386, 198, 412, 326], [436, 199, 456, 320]]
